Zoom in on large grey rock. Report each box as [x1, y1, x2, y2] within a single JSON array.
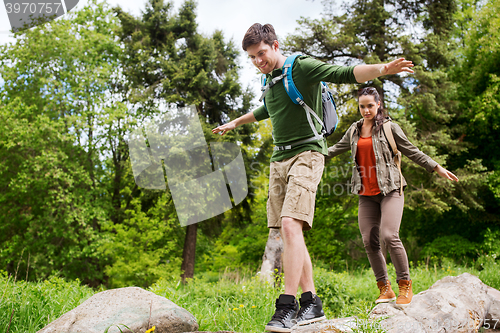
[[485, 285, 500, 323], [291, 317, 357, 332], [37, 287, 198, 333], [370, 273, 500, 333]]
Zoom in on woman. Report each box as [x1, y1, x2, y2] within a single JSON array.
[[328, 87, 458, 307]]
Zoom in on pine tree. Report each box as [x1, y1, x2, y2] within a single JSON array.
[[114, 0, 255, 281]]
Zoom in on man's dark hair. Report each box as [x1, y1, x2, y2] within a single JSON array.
[[242, 23, 278, 51]]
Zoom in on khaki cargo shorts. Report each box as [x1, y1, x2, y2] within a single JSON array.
[[267, 150, 325, 230]]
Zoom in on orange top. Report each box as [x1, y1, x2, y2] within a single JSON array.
[[356, 136, 381, 196]]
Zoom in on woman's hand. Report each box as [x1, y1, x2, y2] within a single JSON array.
[[434, 164, 459, 181], [212, 121, 236, 136]]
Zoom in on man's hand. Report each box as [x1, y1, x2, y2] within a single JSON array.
[[354, 58, 415, 83], [379, 58, 415, 75], [212, 112, 258, 136], [212, 121, 236, 136]]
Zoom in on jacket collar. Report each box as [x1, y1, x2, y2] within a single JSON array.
[[354, 116, 392, 134]]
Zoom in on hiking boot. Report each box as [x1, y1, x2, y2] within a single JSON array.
[[396, 279, 413, 308], [375, 280, 396, 304], [295, 291, 327, 326], [265, 294, 299, 332]]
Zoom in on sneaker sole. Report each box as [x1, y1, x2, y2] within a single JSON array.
[[375, 297, 396, 304], [296, 315, 327, 326], [264, 325, 292, 333]]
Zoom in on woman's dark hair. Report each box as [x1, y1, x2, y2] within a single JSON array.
[[242, 23, 278, 51], [358, 87, 386, 134]]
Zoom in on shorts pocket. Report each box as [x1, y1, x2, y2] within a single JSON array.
[[297, 186, 312, 216], [285, 181, 313, 216]]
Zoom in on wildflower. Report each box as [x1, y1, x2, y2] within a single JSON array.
[[252, 305, 257, 309], [145, 326, 156, 333], [233, 308, 238, 311], [239, 304, 244, 308]]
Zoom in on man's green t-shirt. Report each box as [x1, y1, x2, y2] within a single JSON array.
[[253, 55, 357, 162]]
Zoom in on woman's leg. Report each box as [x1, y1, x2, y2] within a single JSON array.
[[379, 190, 409, 282], [358, 195, 388, 282]]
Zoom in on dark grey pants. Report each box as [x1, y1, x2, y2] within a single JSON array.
[[358, 190, 410, 282]]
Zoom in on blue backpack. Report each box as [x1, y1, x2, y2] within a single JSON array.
[[259, 54, 339, 151]]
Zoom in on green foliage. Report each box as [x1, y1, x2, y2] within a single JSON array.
[[0, 273, 94, 333], [476, 255, 500, 290], [421, 234, 478, 261], [451, 0, 500, 177], [480, 228, 500, 258], [100, 190, 183, 288], [113, 0, 258, 283], [197, 221, 268, 274], [0, 0, 257, 287], [0, 0, 122, 286]]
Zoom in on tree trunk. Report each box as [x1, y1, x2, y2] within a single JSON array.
[[258, 229, 283, 285], [181, 223, 197, 283]]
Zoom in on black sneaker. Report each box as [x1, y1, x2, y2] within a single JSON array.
[[295, 291, 327, 326], [264, 294, 299, 332]]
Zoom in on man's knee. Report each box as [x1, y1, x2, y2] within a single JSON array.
[[281, 217, 304, 239]]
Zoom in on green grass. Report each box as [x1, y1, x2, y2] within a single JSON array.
[[1, 260, 499, 333], [0, 272, 95, 333]]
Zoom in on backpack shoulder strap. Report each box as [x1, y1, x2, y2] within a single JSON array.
[[259, 65, 288, 103], [382, 121, 398, 156], [382, 121, 403, 196], [282, 54, 302, 104], [282, 54, 324, 133], [260, 75, 268, 110]]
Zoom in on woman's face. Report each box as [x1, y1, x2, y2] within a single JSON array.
[[358, 94, 380, 122]]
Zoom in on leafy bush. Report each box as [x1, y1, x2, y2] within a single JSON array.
[[421, 234, 478, 262], [481, 228, 500, 258], [100, 191, 183, 289], [477, 255, 500, 290]]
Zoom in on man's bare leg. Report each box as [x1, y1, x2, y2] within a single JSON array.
[[299, 246, 315, 294], [281, 217, 325, 326], [281, 216, 315, 296]]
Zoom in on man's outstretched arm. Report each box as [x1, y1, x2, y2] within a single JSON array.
[[353, 58, 414, 83], [212, 112, 257, 136]]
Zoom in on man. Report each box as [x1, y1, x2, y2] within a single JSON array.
[[212, 23, 414, 332]]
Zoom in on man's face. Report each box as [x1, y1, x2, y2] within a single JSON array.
[[246, 40, 280, 74]]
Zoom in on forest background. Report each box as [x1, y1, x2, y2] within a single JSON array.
[[0, 0, 499, 291]]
